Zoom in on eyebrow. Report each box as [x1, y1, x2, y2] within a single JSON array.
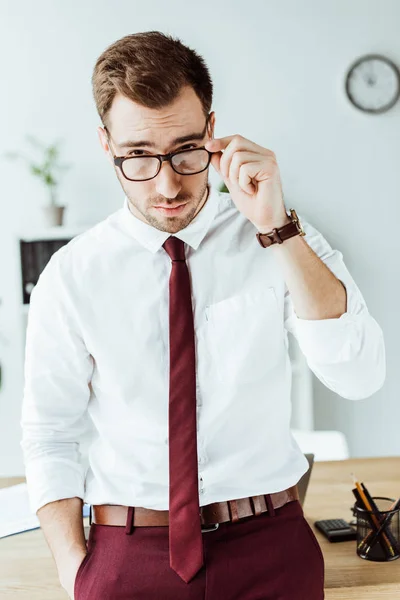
[[118, 130, 206, 150]]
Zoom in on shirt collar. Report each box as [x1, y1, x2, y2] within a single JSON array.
[[118, 181, 221, 253]]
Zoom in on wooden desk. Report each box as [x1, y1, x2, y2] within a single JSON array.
[[0, 457, 399, 599], [303, 456, 400, 599]]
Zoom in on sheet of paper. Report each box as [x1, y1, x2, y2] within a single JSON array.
[[0, 482, 90, 539], [0, 482, 40, 539]]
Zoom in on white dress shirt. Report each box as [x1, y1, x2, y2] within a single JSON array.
[[20, 182, 386, 515]]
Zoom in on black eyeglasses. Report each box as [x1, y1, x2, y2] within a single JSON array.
[[104, 117, 214, 182]]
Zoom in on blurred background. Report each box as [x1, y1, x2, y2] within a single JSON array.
[[0, 0, 399, 476]]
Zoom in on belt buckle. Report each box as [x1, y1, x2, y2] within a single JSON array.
[[201, 522, 219, 533]]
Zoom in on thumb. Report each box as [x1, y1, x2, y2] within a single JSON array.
[[205, 140, 224, 178]]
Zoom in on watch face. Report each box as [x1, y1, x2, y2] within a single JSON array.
[[289, 209, 305, 236], [345, 54, 400, 114]]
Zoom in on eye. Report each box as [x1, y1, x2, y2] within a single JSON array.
[[127, 149, 146, 156], [178, 144, 197, 151], [126, 144, 197, 157]]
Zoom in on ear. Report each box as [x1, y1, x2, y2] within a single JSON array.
[[207, 111, 216, 140], [97, 126, 114, 166]]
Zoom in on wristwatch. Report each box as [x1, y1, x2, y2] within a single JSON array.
[[256, 208, 306, 248]]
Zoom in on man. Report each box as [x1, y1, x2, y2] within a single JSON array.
[[20, 31, 385, 600]]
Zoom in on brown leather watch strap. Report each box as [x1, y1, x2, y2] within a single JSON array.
[[91, 485, 300, 528], [256, 208, 306, 248]]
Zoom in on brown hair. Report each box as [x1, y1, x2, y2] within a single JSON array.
[[91, 31, 213, 130]]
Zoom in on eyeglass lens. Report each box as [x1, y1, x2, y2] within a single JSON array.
[[122, 149, 209, 181]]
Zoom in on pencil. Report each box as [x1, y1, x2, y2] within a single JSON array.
[[364, 498, 400, 556], [352, 488, 391, 558], [351, 474, 395, 557], [358, 496, 399, 553], [360, 481, 400, 551]]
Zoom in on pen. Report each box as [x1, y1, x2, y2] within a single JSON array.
[[351, 475, 395, 558], [360, 481, 399, 552], [363, 498, 400, 557], [352, 488, 391, 559]]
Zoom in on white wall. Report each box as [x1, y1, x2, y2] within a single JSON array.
[[0, 0, 399, 475]]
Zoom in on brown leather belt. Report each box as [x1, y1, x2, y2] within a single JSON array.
[[91, 485, 299, 532]]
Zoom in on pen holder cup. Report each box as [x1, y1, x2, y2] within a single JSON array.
[[353, 496, 400, 562]]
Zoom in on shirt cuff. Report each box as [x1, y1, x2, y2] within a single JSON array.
[[24, 458, 85, 515], [287, 279, 366, 365]]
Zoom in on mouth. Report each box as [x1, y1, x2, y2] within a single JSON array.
[[154, 203, 187, 215]]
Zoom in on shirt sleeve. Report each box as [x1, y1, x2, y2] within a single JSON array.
[[20, 249, 94, 515], [284, 214, 386, 401]]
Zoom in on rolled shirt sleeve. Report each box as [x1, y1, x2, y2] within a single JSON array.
[[20, 249, 93, 515], [284, 215, 386, 400]]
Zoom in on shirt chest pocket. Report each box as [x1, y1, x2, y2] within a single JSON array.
[[204, 287, 284, 385]]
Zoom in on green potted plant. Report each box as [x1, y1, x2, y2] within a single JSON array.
[[4, 135, 72, 227]]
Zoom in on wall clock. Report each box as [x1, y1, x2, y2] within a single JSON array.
[[345, 54, 400, 114]]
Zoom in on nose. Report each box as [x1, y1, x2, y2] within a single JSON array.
[[155, 159, 181, 199]]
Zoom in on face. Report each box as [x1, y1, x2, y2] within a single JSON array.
[[97, 85, 215, 234]]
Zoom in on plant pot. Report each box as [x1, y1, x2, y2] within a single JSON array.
[[42, 205, 66, 227]]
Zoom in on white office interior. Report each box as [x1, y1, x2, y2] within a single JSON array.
[[0, 0, 399, 481]]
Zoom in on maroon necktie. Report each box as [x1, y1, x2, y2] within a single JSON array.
[[162, 236, 204, 583]]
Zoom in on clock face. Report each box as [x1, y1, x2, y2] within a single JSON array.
[[345, 54, 400, 113]]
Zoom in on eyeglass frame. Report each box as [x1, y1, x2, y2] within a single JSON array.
[[103, 114, 214, 182]]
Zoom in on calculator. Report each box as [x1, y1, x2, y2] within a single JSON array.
[[314, 518, 357, 542]]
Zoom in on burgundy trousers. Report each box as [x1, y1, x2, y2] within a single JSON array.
[[74, 499, 325, 599]]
